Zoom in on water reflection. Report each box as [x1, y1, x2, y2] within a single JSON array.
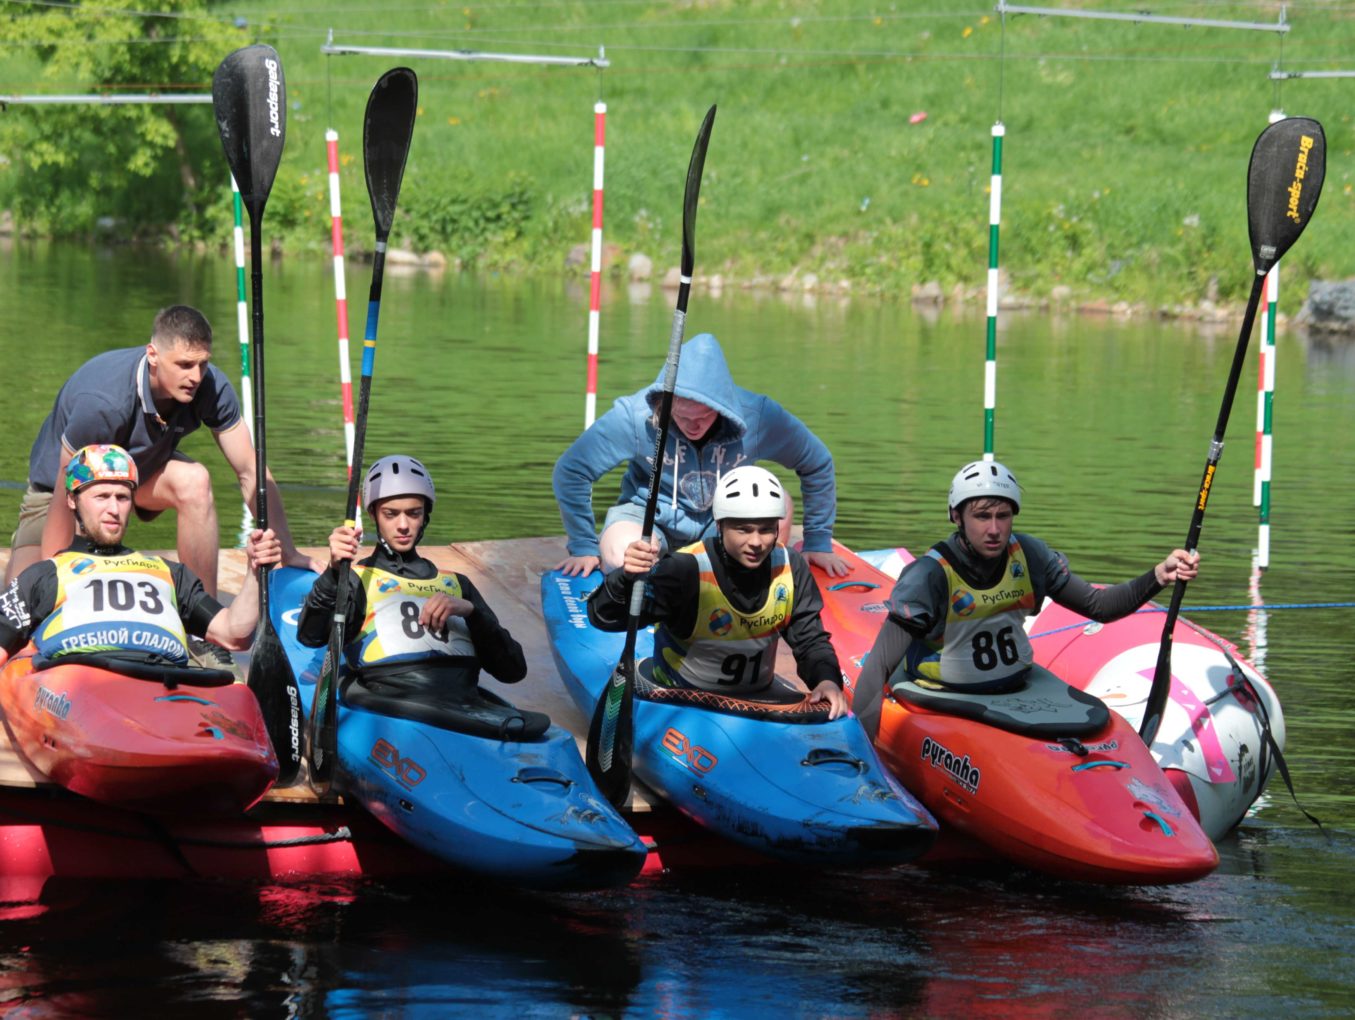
[[2, 246, 1355, 1014]]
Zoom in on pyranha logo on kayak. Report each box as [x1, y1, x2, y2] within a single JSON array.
[[34, 684, 71, 720], [919, 736, 980, 794]]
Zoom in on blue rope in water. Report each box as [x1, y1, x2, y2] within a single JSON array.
[[1028, 601, 1355, 640]]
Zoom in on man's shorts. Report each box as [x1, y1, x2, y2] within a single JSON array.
[[601, 501, 715, 553], [10, 484, 52, 550]]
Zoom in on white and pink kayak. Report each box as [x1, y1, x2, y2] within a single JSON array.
[[857, 547, 1284, 841]]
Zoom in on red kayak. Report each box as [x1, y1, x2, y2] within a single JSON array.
[[814, 543, 1218, 885], [0, 645, 277, 814]]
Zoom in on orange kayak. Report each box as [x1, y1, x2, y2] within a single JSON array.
[[814, 543, 1219, 885], [0, 645, 277, 814]]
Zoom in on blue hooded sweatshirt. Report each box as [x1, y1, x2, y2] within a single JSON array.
[[552, 333, 838, 558]]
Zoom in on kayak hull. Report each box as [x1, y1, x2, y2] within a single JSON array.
[[270, 567, 647, 890], [540, 569, 938, 867], [1028, 600, 1285, 840], [0, 647, 277, 814], [874, 698, 1219, 884]]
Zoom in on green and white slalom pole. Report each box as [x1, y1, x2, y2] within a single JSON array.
[[1253, 107, 1286, 573], [1252, 264, 1278, 570], [231, 174, 255, 446], [231, 174, 255, 541], [983, 121, 1005, 460]]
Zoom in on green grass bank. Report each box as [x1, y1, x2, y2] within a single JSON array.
[[2, 1, 1353, 314]]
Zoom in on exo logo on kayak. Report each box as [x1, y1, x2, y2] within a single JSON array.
[[660, 727, 717, 774], [370, 738, 427, 788]]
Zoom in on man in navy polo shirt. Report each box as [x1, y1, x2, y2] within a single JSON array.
[[5, 306, 318, 664]]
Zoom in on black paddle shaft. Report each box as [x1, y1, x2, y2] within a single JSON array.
[[587, 104, 717, 807], [1140, 117, 1325, 746], [310, 67, 419, 794], [212, 44, 302, 785]]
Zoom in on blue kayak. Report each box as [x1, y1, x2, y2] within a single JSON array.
[[269, 567, 647, 889], [540, 569, 938, 866]]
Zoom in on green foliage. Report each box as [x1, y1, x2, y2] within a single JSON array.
[[400, 173, 535, 265], [0, 0, 252, 237], [2, 0, 1354, 307]]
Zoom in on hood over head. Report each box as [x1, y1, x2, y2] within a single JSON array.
[[645, 333, 745, 440]]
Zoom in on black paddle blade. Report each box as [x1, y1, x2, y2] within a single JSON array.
[[1248, 117, 1325, 276], [586, 660, 636, 807], [307, 643, 340, 795], [364, 67, 418, 242], [680, 104, 717, 277], [248, 611, 303, 786], [212, 44, 287, 220]]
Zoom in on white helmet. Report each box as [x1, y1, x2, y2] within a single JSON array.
[[363, 455, 436, 514], [948, 460, 1021, 515], [713, 465, 786, 522]]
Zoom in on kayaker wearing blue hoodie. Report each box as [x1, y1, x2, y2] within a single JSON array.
[[553, 333, 850, 578]]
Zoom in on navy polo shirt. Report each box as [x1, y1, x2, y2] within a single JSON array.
[[27, 346, 242, 491]]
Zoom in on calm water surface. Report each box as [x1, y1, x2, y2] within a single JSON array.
[[1, 242, 1353, 1016]]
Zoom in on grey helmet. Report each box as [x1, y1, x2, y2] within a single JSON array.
[[363, 455, 436, 514], [948, 460, 1021, 515]]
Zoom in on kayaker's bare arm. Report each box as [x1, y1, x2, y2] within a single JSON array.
[[204, 529, 282, 651]]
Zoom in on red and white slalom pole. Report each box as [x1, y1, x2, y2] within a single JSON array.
[[327, 129, 356, 474], [585, 101, 606, 427]]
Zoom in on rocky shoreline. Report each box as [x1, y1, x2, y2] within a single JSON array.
[[10, 219, 1355, 334]]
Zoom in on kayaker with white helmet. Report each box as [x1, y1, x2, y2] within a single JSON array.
[[553, 332, 850, 578], [296, 455, 527, 703], [852, 460, 1200, 740], [587, 464, 847, 719], [0, 443, 282, 671]]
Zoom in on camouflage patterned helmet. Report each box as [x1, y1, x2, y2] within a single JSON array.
[[65, 444, 139, 494]]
